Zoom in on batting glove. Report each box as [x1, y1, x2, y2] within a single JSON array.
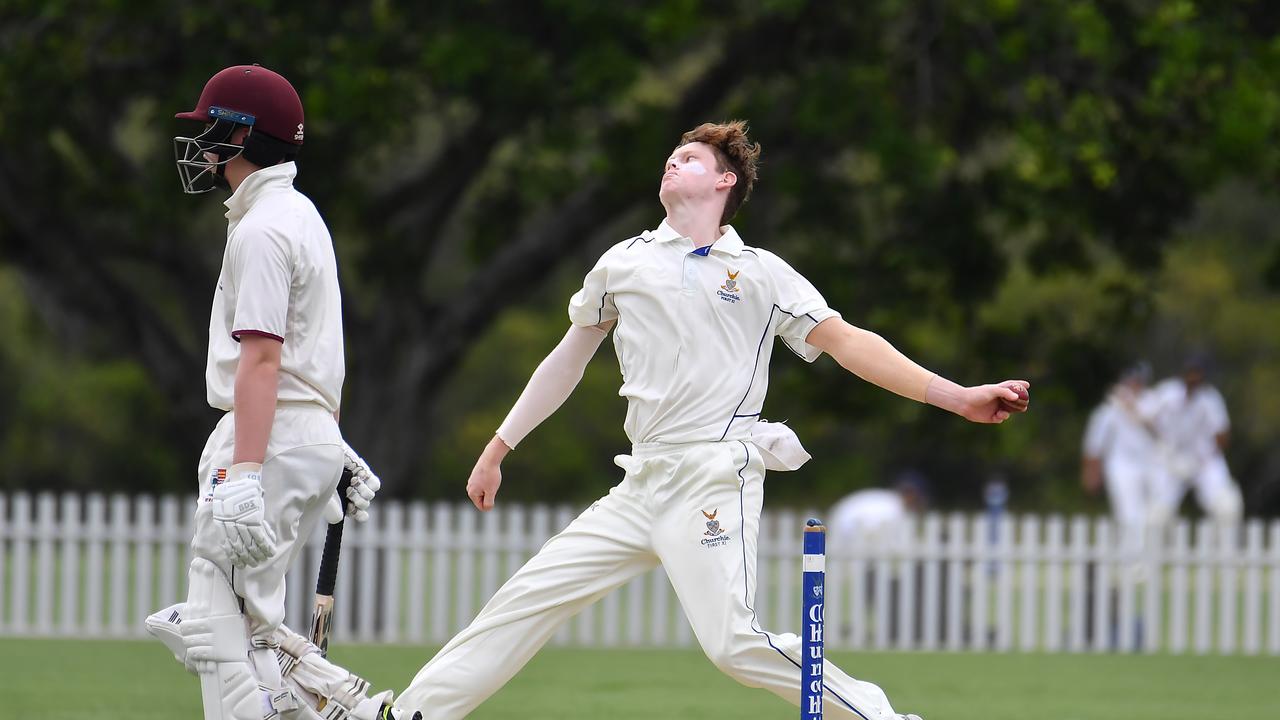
[[341, 440, 381, 522], [212, 463, 277, 567], [322, 493, 345, 524]]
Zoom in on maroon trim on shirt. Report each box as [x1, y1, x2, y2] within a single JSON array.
[[231, 329, 284, 343]]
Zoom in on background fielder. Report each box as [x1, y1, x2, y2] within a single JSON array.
[[1143, 355, 1243, 524], [392, 121, 1028, 720], [1081, 362, 1168, 533]]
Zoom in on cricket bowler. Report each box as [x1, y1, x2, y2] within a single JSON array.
[[390, 121, 1030, 719]]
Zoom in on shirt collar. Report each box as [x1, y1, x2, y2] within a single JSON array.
[[652, 219, 744, 257], [224, 162, 297, 223]]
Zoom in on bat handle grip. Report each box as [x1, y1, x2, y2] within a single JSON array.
[[315, 468, 353, 597]]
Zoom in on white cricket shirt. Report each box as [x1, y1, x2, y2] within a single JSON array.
[[205, 162, 345, 413], [568, 220, 839, 445], [1082, 389, 1158, 465], [1145, 378, 1229, 466]]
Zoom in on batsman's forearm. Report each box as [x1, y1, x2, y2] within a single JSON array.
[[829, 326, 936, 403], [233, 363, 279, 464]]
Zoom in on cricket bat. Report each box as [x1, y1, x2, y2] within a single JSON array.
[[309, 468, 353, 657]]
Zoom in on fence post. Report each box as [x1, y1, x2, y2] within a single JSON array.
[[133, 495, 155, 637], [1216, 523, 1238, 654], [10, 493, 31, 634], [776, 508, 798, 643], [430, 502, 452, 645], [59, 494, 81, 636], [1193, 520, 1213, 655], [1141, 521, 1164, 654], [479, 505, 501, 618], [406, 501, 428, 644], [1091, 519, 1111, 653], [944, 513, 964, 651], [0, 494, 7, 633], [158, 496, 181, 611], [354, 508, 377, 642], [107, 494, 129, 637], [84, 495, 105, 636], [994, 514, 1014, 652], [1115, 523, 1138, 653], [380, 502, 404, 644], [969, 513, 990, 651], [920, 513, 941, 651], [1268, 521, 1280, 655], [35, 493, 57, 635], [894, 516, 917, 650], [1169, 520, 1190, 654], [1242, 520, 1263, 656], [1067, 516, 1088, 652], [1043, 515, 1063, 652], [1018, 515, 1040, 652]]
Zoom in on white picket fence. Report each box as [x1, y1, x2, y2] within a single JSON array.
[[1, 492, 1278, 654]]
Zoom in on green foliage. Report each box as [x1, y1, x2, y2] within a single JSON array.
[[0, 269, 180, 492], [0, 1, 1277, 513]]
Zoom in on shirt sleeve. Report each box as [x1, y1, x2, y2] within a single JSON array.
[[567, 248, 620, 327], [229, 228, 293, 342], [1135, 387, 1164, 422], [1203, 387, 1230, 434], [1082, 404, 1112, 457], [763, 250, 840, 362]]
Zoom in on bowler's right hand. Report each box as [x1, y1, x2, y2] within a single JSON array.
[[466, 462, 502, 511], [466, 435, 512, 511]]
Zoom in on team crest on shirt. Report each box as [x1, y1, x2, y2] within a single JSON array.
[[701, 509, 732, 547], [717, 270, 743, 304]]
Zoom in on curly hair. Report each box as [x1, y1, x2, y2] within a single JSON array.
[[677, 120, 761, 224]]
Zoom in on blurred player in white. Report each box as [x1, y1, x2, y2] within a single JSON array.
[[1146, 354, 1243, 524], [828, 471, 928, 551], [1081, 362, 1168, 532], [392, 121, 1029, 720], [142, 64, 383, 720]]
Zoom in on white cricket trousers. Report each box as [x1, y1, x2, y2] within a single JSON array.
[[397, 440, 900, 720], [1163, 454, 1242, 524], [188, 403, 344, 641]]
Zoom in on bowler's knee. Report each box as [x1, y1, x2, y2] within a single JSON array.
[[702, 632, 767, 687]]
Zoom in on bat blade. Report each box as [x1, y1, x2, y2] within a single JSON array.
[[309, 594, 336, 657]]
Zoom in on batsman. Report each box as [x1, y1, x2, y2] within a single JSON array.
[[143, 64, 389, 720]]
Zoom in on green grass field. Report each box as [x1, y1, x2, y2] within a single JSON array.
[[6, 638, 1277, 719]]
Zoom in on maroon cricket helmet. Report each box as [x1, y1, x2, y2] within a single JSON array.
[[176, 64, 304, 145]]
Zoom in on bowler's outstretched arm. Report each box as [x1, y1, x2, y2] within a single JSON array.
[[805, 317, 1030, 423]]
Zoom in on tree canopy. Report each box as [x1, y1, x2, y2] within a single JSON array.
[[2, 0, 1278, 514]]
